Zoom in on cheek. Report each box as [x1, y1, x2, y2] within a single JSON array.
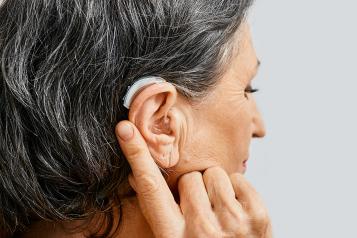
[[223, 95, 252, 134], [220, 116, 252, 173], [209, 90, 253, 150], [180, 90, 253, 173], [226, 104, 253, 156]]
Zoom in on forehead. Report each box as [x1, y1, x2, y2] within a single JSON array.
[[192, 22, 259, 107], [200, 23, 258, 103], [234, 23, 257, 71], [222, 22, 258, 84]]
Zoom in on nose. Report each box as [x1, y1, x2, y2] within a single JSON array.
[[252, 108, 266, 138]]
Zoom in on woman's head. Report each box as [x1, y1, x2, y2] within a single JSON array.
[[128, 22, 265, 186], [0, 0, 255, 234]]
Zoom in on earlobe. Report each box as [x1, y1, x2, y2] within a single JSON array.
[[127, 82, 181, 168]]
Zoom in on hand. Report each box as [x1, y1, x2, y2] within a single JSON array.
[[116, 120, 273, 238]]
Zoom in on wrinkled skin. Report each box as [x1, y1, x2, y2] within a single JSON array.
[[21, 23, 272, 238], [114, 120, 272, 238]]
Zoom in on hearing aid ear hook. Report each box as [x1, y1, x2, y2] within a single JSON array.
[[123, 76, 166, 109]]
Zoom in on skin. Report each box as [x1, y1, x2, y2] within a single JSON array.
[[113, 22, 271, 238], [21, 23, 272, 237], [126, 23, 265, 187]]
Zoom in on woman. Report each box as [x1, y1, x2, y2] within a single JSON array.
[[0, 0, 272, 237]]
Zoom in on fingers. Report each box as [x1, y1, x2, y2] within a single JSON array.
[[178, 171, 213, 216], [230, 173, 269, 227], [115, 120, 182, 235], [116, 120, 271, 237], [116, 120, 159, 178], [178, 171, 220, 234], [230, 173, 261, 212], [203, 167, 247, 230], [203, 167, 236, 208]]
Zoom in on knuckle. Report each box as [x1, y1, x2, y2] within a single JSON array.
[[229, 214, 250, 237], [186, 214, 221, 238], [229, 173, 244, 183], [233, 224, 250, 237], [253, 207, 269, 224], [229, 207, 245, 222], [219, 197, 236, 210], [203, 166, 226, 177], [185, 170, 202, 179], [203, 167, 227, 185], [134, 172, 160, 195], [240, 201, 249, 210], [200, 223, 221, 238], [125, 142, 147, 159], [179, 171, 202, 186], [248, 209, 270, 234]]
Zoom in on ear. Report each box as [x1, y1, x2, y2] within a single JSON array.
[[128, 82, 181, 169]]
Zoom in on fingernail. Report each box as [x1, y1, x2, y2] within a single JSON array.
[[118, 123, 134, 141]]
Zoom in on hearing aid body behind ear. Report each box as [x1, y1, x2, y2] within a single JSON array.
[[123, 76, 166, 109]]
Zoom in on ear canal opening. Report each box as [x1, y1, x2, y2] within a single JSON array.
[[151, 116, 172, 135]]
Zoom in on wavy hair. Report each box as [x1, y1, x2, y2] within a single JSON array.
[[0, 0, 253, 236]]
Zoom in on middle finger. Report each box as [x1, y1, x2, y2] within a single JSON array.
[[178, 171, 213, 217], [203, 167, 247, 229]]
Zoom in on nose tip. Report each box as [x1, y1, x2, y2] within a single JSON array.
[[253, 124, 266, 138], [252, 116, 266, 138], [250, 99, 266, 138]]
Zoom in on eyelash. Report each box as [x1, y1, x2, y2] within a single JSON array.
[[245, 85, 259, 97]]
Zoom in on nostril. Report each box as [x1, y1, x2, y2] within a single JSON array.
[[252, 126, 266, 138], [252, 115, 266, 138], [253, 132, 260, 138]]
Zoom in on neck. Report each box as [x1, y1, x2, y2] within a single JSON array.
[[19, 196, 154, 238], [18, 170, 184, 238]]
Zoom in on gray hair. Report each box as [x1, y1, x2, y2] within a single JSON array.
[[0, 0, 253, 236]]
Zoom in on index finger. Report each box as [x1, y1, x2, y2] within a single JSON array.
[[115, 120, 182, 234], [230, 173, 268, 218]]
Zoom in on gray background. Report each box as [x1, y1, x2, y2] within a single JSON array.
[[247, 0, 357, 237]]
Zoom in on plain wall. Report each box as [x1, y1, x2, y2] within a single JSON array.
[[247, 1, 357, 237]]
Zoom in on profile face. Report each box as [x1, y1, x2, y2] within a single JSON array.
[[175, 23, 266, 176], [126, 23, 265, 182]]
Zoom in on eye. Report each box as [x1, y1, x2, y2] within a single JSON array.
[[244, 84, 259, 98]]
